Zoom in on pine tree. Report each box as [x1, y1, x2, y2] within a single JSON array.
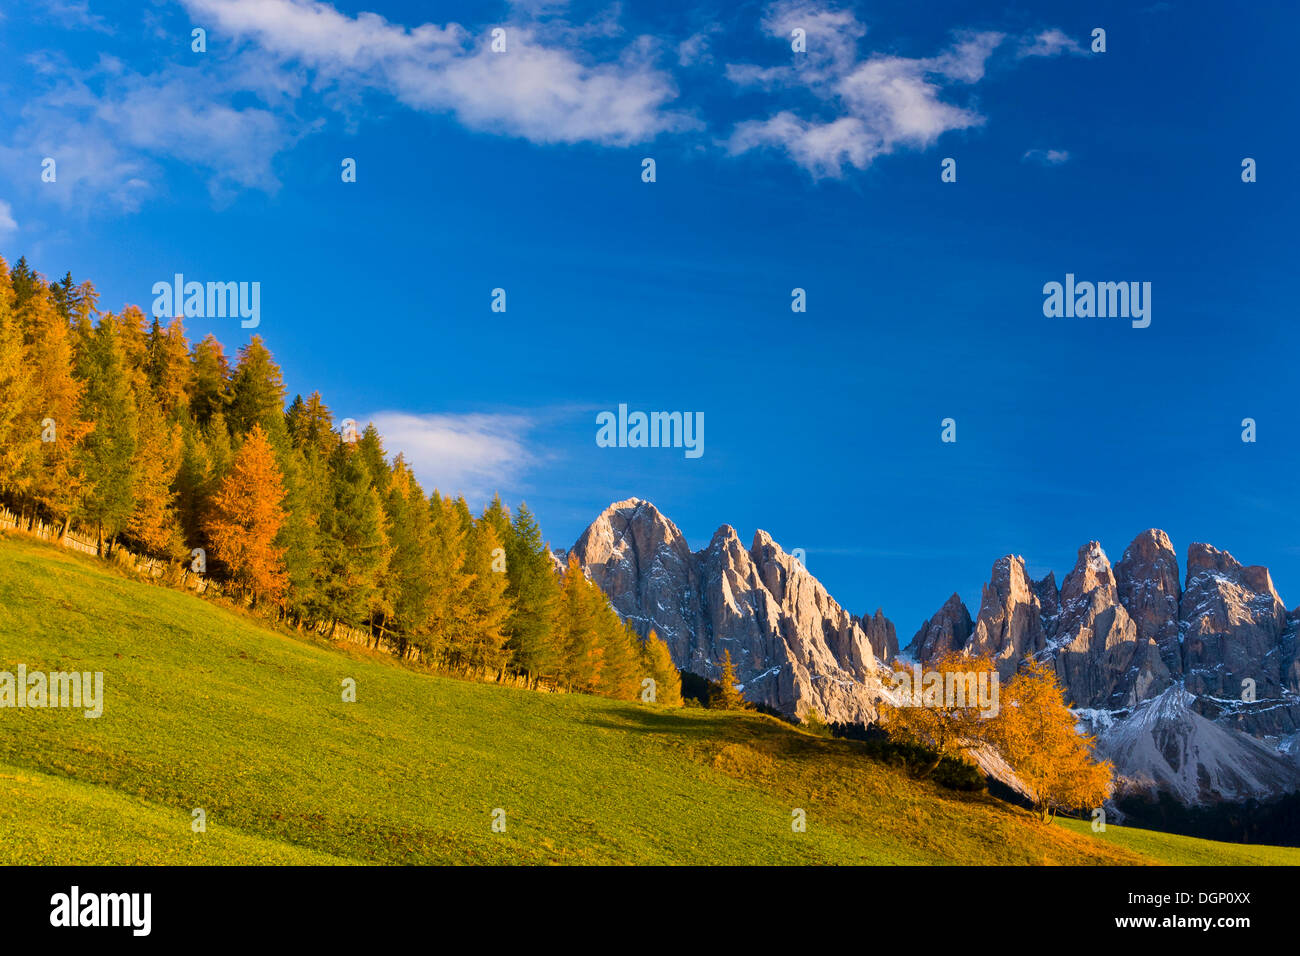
[[456, 519, 513, 675], [0, 260, 37, 500], [174, 417, 215, 559], [202, 423, 288, 604], [228, 336, 288, 445], [46, 271, 76, 321], [190, 334, 232, 427], [480, 494, 512, 549], [354, 424, 391, 498], [316, 442, 390, 634], [711, 649, 748, 710], [380, 457, 434, 649], [21, 285, 89, 536], [639, 629, 683, 707], [274, 442, 326, 625], [72, 316, 139, 554], [8, 257, 42, 309], [503, 502, 560, 682], [127, 394, 184, 559], [145, 317, 193, 417], [281, 391, 335, 623], [286, 392, 336, 460], [593, 600, 638, 699], [557, 556, 603, 692], [424, 491, 472, 666], [112, 305, 150, 375]]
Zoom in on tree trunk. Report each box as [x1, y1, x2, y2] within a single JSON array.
[[916, 753, 944, 779]]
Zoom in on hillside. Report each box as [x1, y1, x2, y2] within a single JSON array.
[[0, 534, 1295, 865]]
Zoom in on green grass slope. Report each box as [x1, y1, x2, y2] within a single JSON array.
[[0, 534, 1294, 866]]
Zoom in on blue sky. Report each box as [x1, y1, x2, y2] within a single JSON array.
[[1, 0, 1296, 638]]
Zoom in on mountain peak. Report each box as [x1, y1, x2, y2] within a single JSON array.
[[567, 498, 888, 722]]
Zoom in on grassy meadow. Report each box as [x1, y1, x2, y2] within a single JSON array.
[[1, 534, 1295, 866]]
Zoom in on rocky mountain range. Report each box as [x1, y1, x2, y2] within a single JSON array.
[[562, 498, 891, 723], [562, 500, 1300, 806], [907, 532, 1300, 804]]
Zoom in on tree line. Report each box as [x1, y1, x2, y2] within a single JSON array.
[[0, 257, 681, 706]]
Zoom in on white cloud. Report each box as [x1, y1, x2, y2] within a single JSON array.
[[38, 0, 113, 34], [1023, 147, 1070, 165], [1017, 29, 1086, 58], [678, 29, 719, 67], [725, 1, 1001, 178], [0, 53, 306, 211], [366, 411, 537, 506], [0, 200, 17, 235], [1, 0, 1083, 204], [181, 0, 696, 146], [729, 113, 876, 179], [1, 0, 694, 215]]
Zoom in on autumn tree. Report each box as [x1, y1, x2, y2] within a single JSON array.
[[21, 284, 89, 536], [127, 394, 184, 559], [145, 317, 193, 417], [711, 649, 748, 710], [453, 518, 513, 675], [601, 610, 643, 699], [556, 556, 604, 692], [878, 652, 1000, 778], [0, 260, 36, 501], [992, 657, 1113, 821], [639, 630, 683, 706], [202, 423, 288, 603], [2, 256, 661, 704], [286, 392, 336, 460], [190, 334, 232, 427]]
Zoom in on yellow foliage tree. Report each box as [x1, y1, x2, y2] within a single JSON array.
[[640, 629, 683, 707], [993, 658, 1113, 821], [878, 651, 1000, 778], [711, 649, 748, 710]]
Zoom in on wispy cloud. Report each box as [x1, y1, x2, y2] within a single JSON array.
[[181, 0, 697, 147], [38, 0, 113, 34], [1022, 147, 1070, 165], [677, 27, 721, 67], [365, 410, 538, 506], [0, 52, 308, 210], [0, 0, 1087, 209], [0, 200, 17, 236], [1017, 28, 1087, 58], [724, 1, 1005, 178]]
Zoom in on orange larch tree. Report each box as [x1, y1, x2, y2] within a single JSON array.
[[993, 657, 1114, 821], [203, 423, 288, 605]]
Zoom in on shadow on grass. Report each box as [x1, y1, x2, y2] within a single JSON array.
[[582, 703, 992, 796]]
